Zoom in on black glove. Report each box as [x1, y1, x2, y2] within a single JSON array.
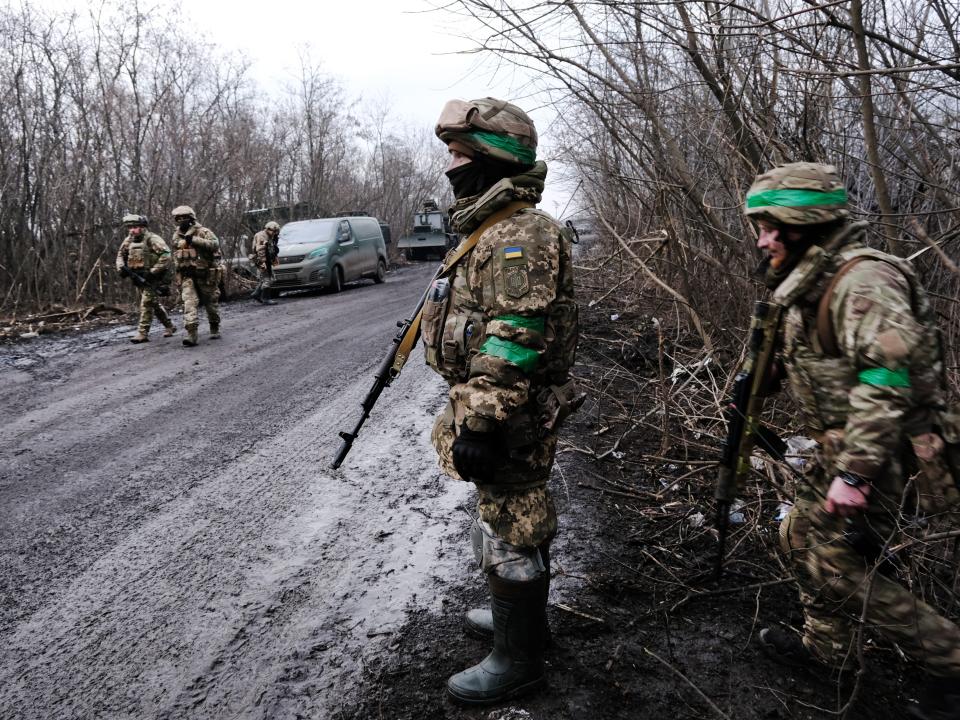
[[119, 266, 131, 277], [452, 426, 503, 482]]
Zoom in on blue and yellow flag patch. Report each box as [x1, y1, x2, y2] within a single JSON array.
[[503, 246, 524, 260]]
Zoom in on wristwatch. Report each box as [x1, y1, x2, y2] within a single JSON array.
[[840, 470, 869, 488]]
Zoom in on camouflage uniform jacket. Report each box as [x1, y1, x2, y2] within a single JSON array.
[[171, 225, 222, 279], [422, 191, 578, 465], [249, 230, 277, 271], [115, 231, 171, 276], [772, 221, 946, 482]]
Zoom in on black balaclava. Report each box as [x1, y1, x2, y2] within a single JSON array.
[[445, 154, 531, 200], [178, 219, 195, 233]]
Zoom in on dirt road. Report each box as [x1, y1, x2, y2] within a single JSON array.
[[0, 264, 481, 719]]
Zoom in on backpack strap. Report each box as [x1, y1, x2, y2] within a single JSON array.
[[816, 256, 873, 356]]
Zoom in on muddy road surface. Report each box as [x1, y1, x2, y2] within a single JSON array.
[[0, 265, 923, 720], [0, 264, 484, 718]]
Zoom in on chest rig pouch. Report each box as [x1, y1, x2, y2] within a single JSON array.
[[127, 241, 148, 270], [174, 241, 200, 276], [421, 267, 486, 381]]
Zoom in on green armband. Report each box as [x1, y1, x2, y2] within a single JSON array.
[[479, 336, 539, 373], [858, 367, 910, 388], [496, 314, 545, 332]]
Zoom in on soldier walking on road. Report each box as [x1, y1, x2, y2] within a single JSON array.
[[249, 220, 280, 305], [171, 205, 223, 347], [425, 97, 581, 705], [743, 162, 960, 719], [115, 213, 176, 343]]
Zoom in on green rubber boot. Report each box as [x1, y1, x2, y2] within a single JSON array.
[[447, 574, 547, 705], [464, 542, 551, 647]]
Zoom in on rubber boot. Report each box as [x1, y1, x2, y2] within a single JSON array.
[[464, 542, 551, 648], [907, 676, 960, 720], [447, 574, 547, 705], [162, 324, 176, 338], [260, 287, 277, 306], [209, 324, 221, 340], [130, 331, 149, 344], [182, 325, 199, 347]]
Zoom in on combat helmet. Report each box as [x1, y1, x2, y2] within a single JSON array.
[[744, 162, 848, 226], [436, 97, 537, 167], [122, 213, 148, 227], [264, 221, 280, 231], [171, 205, 197, 220]]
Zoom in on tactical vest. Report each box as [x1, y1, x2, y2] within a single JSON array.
[[774, 241, 945, 434], [420, 208, 580, 441], [421, 208, 576, 384], [173, 228, 216, 276], [126, 237, 158, 271]]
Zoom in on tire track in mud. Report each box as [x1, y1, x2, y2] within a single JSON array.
[[0, 266, 477, 719]]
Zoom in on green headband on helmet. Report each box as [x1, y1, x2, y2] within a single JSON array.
[[470, 130, 536, 165], [746, 188, 847, 209]]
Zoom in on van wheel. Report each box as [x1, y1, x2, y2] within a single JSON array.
[[374, 260, 387, 284], [330, 266, 343, 293]]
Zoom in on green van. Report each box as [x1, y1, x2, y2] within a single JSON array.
[[272, 216, 389, 292]]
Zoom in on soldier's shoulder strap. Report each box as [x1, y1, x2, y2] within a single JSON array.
[[816, 248, 914, 357]]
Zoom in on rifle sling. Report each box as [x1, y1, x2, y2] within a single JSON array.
[[391, 201, 534, 373]]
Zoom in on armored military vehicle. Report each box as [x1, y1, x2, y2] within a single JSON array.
[[396, 200, 457, 261]]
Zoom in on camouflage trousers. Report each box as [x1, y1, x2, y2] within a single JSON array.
[[432, 400, 558, 548], [780, 448, 960, 677], [179, 276, 220, 330], [257, 266, 273, 290], [137, 286, 173, 334]]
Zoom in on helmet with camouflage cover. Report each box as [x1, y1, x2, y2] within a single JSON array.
[[264, 221, 280, 231], [171, 205, 197, 220], [435, 97, 537, 167], [122, 213, 149, 227], [744, 162, 849, 226]]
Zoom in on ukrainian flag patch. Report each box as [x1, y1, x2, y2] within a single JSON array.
[[503, 246, 524, 260]]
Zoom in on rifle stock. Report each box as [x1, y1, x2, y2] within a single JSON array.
[[714, 301, 783, 580], [331, 265, 444, 469]]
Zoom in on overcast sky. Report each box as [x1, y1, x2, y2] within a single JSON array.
[[34, 0, 576, 217]]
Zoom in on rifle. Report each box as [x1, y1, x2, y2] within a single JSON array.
[[331, 264, 444, 469], [714, 300, 786, 580], [122, 261, 171, 297], [121, 262, 149, 288], [265, 237, 279, 278]]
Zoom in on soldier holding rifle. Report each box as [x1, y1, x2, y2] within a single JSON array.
[[722, 162, 960, 720], [115, 213, 176, 343], [249, 220, 281, 305], [332, 97, 581, 705]]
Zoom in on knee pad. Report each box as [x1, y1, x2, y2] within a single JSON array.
[[472, 518, 546, 582]]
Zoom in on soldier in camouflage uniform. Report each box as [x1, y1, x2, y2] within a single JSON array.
[[745, 162, 960, 719], [115, 214, 176, 343], [249, 221, 280, 305], [170, 205, 224, 347], [427, 97, 580, 705]]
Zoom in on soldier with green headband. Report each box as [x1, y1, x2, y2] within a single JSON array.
[[427, 97, 581, 705], [745, 162, 960, 719]]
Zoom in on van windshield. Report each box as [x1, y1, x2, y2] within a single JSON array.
[[279, 220, 337, 246]]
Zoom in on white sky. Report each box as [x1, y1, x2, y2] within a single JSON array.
[[34, 0, 576, 217]]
